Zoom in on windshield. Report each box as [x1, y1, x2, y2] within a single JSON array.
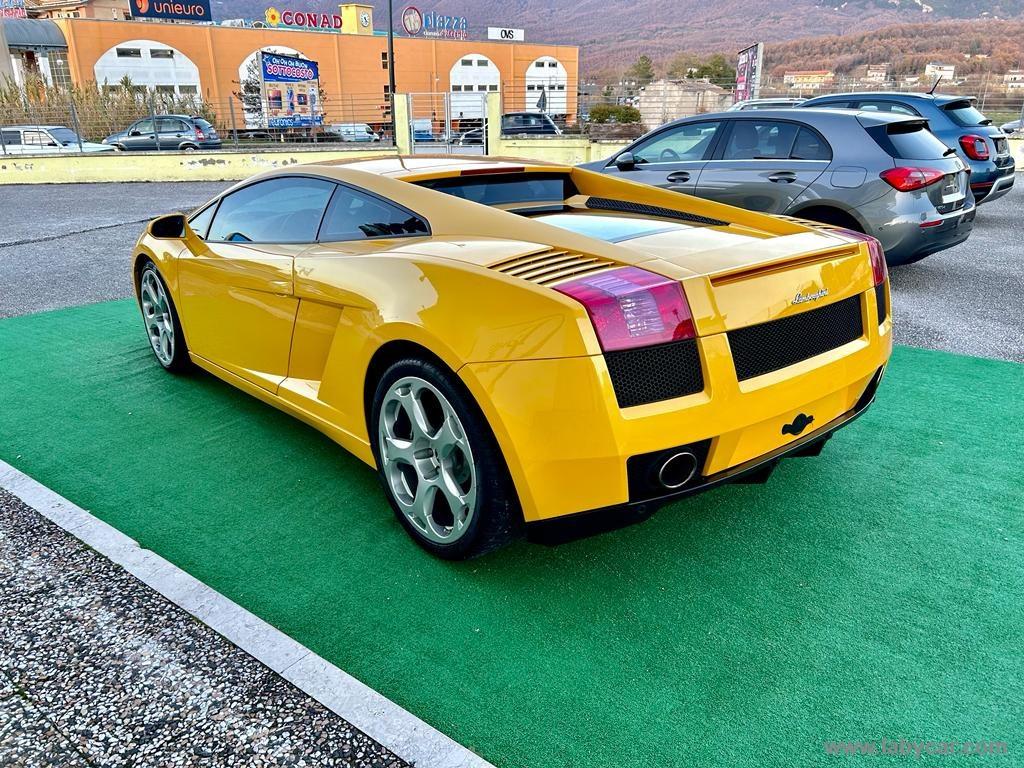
[[49, 127, 84, 145], [942, 100, 991, 127]]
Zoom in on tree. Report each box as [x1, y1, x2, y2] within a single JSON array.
[[625, 55, 655, 86], [688, 54, 735, 85], [666, 53, 698, 80]]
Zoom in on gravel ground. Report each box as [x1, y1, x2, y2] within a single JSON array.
[[0, 489, 409, 768], [0, 179, 1021, 361]]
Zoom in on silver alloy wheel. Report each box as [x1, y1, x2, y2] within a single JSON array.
[[140, 269, 175, 366], [378, 376, 478, 544]]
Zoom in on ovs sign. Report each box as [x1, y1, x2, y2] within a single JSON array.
[[264, 6, 342, 29]]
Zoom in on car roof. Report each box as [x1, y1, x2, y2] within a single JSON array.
[[1, 124, 67, 130], [312, 154, 563, 180], [803, 91, 972, 105], [663, 107, 922, 127]]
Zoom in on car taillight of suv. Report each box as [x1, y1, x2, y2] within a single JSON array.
[[194, 127, 206, 141], [958, 134, 990, 161], [878, 167, 946, 192]]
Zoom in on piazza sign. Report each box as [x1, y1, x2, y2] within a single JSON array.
[[401, 6, 468, 40], [264, 6, 342, 29]]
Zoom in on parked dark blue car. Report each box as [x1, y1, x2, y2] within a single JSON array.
[[800, 92, 1014, 204]]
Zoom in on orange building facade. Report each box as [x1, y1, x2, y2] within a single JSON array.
[[50, 13, 578, 127]]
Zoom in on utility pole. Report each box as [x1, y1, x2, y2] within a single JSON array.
[[387, 0, 397, 144]]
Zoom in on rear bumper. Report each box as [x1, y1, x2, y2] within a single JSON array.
[[872, 196, 976, 266], [461, 287, 893, 523], [971, 168, 1015, 204]]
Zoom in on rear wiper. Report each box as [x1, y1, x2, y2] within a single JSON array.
[[979, 119, 993, 125], [943, 147, 957, 157]]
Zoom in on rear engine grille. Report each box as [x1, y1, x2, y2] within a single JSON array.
[[585, 197, 728, 227], [604, 339, 704, 408], [875, 283, 887, 325], [729, 294, 864, 381], [490, 248, 616, 286]]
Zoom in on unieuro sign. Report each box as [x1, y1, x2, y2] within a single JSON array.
[[132, 0, 211, 22], [264, 6, 342, 29]]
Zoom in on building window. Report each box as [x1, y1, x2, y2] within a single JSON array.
[[477, 85, 487, 91], [526, 84, 535, 91], [461, 59, 473, 66], [178, 85, 198, 95], [451, 84, 462, 91], [116, 48, 141, 58], [383, 84, 391, 95], [380, 51, 388, 69], [488, 84, 497, 91], [555, 84, 565, 90], [48, 51, 72, 89], [548, 61, 557, 67], [150, 49, 174, 59], [476, 59, 487, 66], [534, 61, 545, 68]]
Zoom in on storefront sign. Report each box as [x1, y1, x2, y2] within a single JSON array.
[[131, 0, 211, 22], [0, 0, 27, 19], [401, 6, 468, 40], [487, 27, 524, 42], [735, 42, 764, 103], [264, 6, 342, 29], [259, 52, 323, 128]]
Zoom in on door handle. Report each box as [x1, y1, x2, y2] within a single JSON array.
[[666, 171, 690, 183], [769, 171, 797, 183]]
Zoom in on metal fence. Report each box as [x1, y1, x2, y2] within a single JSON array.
[[0, 89, 396, 154]]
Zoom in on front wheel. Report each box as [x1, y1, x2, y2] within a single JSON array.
[[370, 358, 521, 559], [138, 262, 191, 373]]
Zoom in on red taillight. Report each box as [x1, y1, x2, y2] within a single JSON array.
[[958, 134, 989, 161], [195, 128, 206, 140], [554, 266, 695, 352], [832, 228, 887, 286], [879, 166, 946, 192]]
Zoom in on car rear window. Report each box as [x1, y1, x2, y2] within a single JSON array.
[[941, 100, 991, 127], [868, 122, 951, 161], [195, 119, 214, 130], [416, 172, 577, 206]]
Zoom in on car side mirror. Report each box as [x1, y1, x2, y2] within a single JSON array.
[[615, 151, 636, 171], [149, 213, 187, 239]]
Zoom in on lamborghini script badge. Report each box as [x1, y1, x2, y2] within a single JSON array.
[[792, 288, 829, 305]]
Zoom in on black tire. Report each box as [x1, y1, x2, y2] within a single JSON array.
[[369, 357, 522, 559], [138, 261, 192, 373]]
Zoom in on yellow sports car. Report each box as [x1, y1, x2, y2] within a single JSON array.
[[133, 156, 892, 558]]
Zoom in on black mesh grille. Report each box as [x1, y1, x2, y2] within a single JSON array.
[[585, 197, 728, 227], [729, 295, 864, 381], [604, 339, 704, 408], [875, 282, 887, 325]]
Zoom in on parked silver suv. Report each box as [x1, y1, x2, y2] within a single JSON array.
[[580, 109, 975, 265]]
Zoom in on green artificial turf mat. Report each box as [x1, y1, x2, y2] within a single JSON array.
[[1, 299, 1022, 767]]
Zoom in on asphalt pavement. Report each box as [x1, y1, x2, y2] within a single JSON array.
[[1, 179, 1021, 361]]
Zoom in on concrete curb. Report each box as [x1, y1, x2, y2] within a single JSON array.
[[0, 459, 494, 768]]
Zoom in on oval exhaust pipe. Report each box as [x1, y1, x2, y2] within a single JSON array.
[[657, 451, 698, 490]]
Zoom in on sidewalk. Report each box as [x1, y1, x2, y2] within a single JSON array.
[[0, 489, 408, 768]]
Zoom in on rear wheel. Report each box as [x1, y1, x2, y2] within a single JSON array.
[[138, 262, 191, 373], [370, 358, 521, 559]]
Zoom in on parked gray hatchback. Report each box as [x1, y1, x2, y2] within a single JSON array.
[[580, 109, 974, 265]]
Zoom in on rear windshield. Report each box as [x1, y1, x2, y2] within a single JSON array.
[[868, 122, 952, 161], [416, 172, 577, 206], [195, 119, 214, 130], [941, 100, 991, 127]]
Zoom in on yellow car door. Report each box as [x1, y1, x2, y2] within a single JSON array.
[[177, 175, 337, 392]]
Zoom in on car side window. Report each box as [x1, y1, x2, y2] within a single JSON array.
[[157, 118, 186, 132], [722, 120, 799, 160], [856, 100, 919, 116], [790, 127, 832, 161], [22, 130, 54, 146], [134, 119, 154, 134], [1, 130, 22, 146], [318, 185, 428, 242], [188, 202, 218, 240], [207, 177, 335, 243], [815, 101, 851, 110], [630, 121, 721, 164]]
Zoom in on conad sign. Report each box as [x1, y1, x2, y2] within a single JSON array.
[[264, 6, 342, 29]]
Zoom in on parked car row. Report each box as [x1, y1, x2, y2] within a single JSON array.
[[583, 90, 1015, 266]]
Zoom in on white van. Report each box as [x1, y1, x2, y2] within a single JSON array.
[[0, 125, 115, 154]]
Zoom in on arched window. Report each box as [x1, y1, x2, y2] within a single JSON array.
[[449, 54, 499, 120], [93, 40, 200, 98], [525, 56, 568, 116]]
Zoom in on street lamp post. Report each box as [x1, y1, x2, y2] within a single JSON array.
[[387, 0, 397, 145]]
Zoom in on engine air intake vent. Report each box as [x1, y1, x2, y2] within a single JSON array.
[[489, 248, 617, 286], [729, 294, 864, 381], [585, 197, 729, 227], [605, 339, 704, 408]]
